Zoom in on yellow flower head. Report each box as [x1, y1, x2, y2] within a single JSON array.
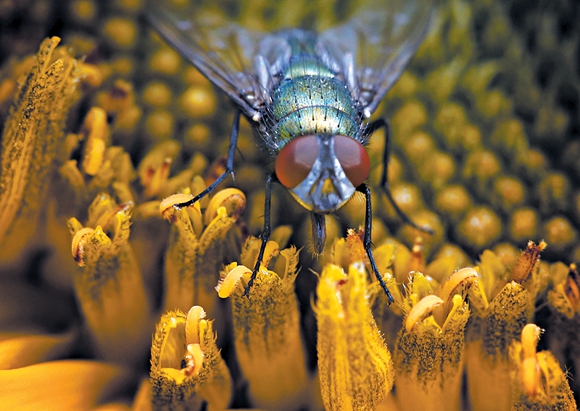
[[1, 1, 580, 410]]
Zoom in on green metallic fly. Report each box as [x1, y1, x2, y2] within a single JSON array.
[[148, 0, 434, 302]]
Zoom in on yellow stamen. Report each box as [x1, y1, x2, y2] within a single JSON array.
[[81, 107, 109, 176], [408, 236, 425, 273], [521, 323, 542, 360], [160, 193, 195, 220], [185, 306, 206, 346], [204, 188, 246, 224], [439, 267, 478, 303], [216, 264, 251, 299], [405, 294, 444, 332], [510, 240, 547, 283], [518, 324, 543, 398], [70, 227, 96, 266]]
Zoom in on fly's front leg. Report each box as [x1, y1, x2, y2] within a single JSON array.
[[243, 173, 274, 298], [358, 183, 395, 304], [174, 111, 241, 208], [367, 118, 434, 235]]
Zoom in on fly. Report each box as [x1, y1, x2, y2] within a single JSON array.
[[147, 1, 434, 303]]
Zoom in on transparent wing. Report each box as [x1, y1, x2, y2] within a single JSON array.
[[319, 0, 434, 116], [147, 0, 433, 118], [147, 4, 273, 118]]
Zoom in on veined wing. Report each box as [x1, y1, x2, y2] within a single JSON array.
[[147, 0, 433, 119], [319, 0, 434, 117], [147, 5, 273, 119], [146, 0, 357, 118]]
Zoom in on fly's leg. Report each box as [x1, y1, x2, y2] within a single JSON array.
[[243, 172, 274, 298], [358, 183, 395, 304], [367, 118, 434, 235], [174, 111, 241, 208]]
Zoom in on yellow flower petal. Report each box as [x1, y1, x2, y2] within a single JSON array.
[[396, 294, 469, 411], [393, 267, 471, 411], [466, 269, 535, 411], [0, 330, 76, 370], [68, 195, 151, 366], [224, 240, 310, 410], [93, 403, 131, 411], [465, 339, 511, 411], [0, 37, 82, 263], [0, 360, 130, 411], [317, 263, 394, 410], [162, 189, 244, 315]]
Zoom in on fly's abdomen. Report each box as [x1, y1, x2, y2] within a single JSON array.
[[271, 59, 358, 146]]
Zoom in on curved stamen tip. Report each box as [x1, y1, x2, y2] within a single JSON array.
[[160, 193, 195, 219], [405, 294, 444, 332], [185, 306, 207, 346], [521, 324, 542, 360], [71, 227, 96, 266], [216, 265, 251, 298]]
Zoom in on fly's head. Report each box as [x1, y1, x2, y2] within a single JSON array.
[[275, 134, 370, 213]]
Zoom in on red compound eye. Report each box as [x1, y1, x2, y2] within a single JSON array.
[[334, 135, 370, 188], [275, 135, 319, 189]]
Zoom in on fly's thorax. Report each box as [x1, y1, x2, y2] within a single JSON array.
[[275, 134, 370, 214], [283, 54, 334, 79], [270, 60, 359, 146]]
